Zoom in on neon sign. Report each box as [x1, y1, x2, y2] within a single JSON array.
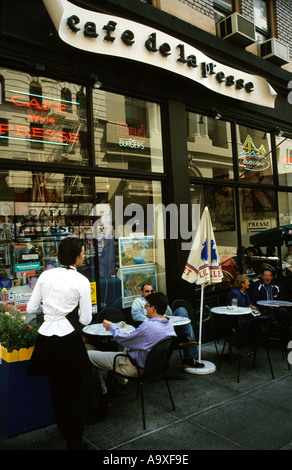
[[1, 91, 81, 146], [238, 135, 270, 171], [11, 95, 68, 114], [0, 123, 79, 145], [117, 121, 146, 150]]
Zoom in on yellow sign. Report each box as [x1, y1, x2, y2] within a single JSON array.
[[90, 282, 97, 304]]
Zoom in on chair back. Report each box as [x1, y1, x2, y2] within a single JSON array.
[[144, 336, 174, 378], [97, 308, 125, 323]]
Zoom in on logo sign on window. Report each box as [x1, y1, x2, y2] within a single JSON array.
[[238, 135, 270, 171]]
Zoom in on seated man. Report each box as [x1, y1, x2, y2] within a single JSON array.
[[131, 283, 203, 372], [251, 268, 292, 339], [85, 292, 177, 398]]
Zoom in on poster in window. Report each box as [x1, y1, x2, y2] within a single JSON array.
[[118, 236, 155, 267], [206, 188, 235, 231], [118, 264, 156, 298]]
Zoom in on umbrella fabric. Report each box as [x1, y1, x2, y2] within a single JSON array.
[[249, 224, 292, 247], [182, 207, 223, 286]]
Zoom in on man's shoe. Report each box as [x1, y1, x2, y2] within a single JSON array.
[[178, 335, 197, 347], [183, 358, 205, 374]]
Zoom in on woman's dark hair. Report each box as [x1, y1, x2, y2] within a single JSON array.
[[58, 237, 84, 266], [145, 292, 168, 315]]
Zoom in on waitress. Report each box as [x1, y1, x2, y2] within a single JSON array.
[[27, 237, 92, 450]]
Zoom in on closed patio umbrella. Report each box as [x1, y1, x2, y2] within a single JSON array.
[[182, 206, 223, 374]]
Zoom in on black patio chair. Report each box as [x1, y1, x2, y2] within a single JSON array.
[[97, 308, 125, 323], [112, 336, 176, 430], [216, 314, 290, 382]]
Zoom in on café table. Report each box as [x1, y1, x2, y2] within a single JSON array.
[[211, 306, 252, 315], [257, 300, 292, 308], [83, 322, 135, 337], [166, 315, 191, 326], [82, 322, 135, 350]]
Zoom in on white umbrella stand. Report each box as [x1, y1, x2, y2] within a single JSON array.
[[182, 207, 223, 375]]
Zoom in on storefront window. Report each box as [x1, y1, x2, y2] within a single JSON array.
[[0, 68, 88, 165], [236, 124, 273, 184], [187, 113, 233, 180], [239, 185, 277, 249], [279, 191, 292, 273], [93, 176, 166, 309], [92, 90, 164, 172], [190, 183, 239, 287], [0, 170, 96, 313], [276, 136, 292, 186]]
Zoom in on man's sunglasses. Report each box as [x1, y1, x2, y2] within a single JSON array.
[[144, 289, 154, 293]]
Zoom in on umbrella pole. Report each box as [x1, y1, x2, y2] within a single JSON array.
[[190, 283, 216, 375], [198, 283, 205, 363]]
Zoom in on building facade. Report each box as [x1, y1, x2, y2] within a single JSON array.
[[0, 0, 292, 314]]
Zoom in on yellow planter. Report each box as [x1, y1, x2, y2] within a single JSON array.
[[0, 345, 34, 363]]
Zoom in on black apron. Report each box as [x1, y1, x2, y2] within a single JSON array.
[[27, 304, 91, 377]]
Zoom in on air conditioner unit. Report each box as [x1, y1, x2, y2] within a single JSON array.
[[259, 38, 289, 65], [217, 12, 255, 47]]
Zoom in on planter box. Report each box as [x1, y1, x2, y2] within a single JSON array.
[[0, 346, 55, 437]]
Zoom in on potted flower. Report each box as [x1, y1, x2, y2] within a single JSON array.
[[0, 289, 55, 437], [0, 299, 39, 358]]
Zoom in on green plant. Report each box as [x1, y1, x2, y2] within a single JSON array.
[[0, 293, 39, 353]]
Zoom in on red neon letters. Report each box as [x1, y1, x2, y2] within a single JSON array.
[[11, 95, 68, 114], [0, 123, 79, 143]]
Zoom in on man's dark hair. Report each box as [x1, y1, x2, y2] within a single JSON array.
[[58, 237, 84, 266], [140, 282, 153, 291], [145, 292, 168, 315]]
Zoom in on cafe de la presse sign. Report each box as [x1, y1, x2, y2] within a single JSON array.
[[42, 0, 276, 108]]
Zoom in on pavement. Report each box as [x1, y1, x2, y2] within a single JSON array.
[[1, 341, 292, 456]]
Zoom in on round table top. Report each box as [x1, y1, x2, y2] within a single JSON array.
[[83, 322, 135, 336], [166, 315, 191, 326], [211, 306, 252, 315], [257, 300, 292, 307]]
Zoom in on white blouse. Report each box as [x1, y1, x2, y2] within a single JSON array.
[[26, 266, 92, 337]]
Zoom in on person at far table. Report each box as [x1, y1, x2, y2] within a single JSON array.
[[131, 283, 204, 372], [227, 274, 259, 333], [251, 268, 292, 339], [228, 275, 258, 311], [85, 292, 177, 397]]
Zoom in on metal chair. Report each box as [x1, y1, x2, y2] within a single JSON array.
[[112, 336, 176, 429], [216, 315, 291, 382], [97, 308, 125, 323]]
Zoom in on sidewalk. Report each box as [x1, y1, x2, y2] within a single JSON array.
[[1, 342, 292, 452]]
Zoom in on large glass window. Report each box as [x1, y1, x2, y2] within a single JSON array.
[[93, 176, 166, 309], [276, 136, 292, 187], [0, 68, 88, 165], [0, 170, 167, 312], [0, 170, 96, 313], [190, 184, 239, 287], [92, 90, 164, 173], [187, 112, 233, 180]]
